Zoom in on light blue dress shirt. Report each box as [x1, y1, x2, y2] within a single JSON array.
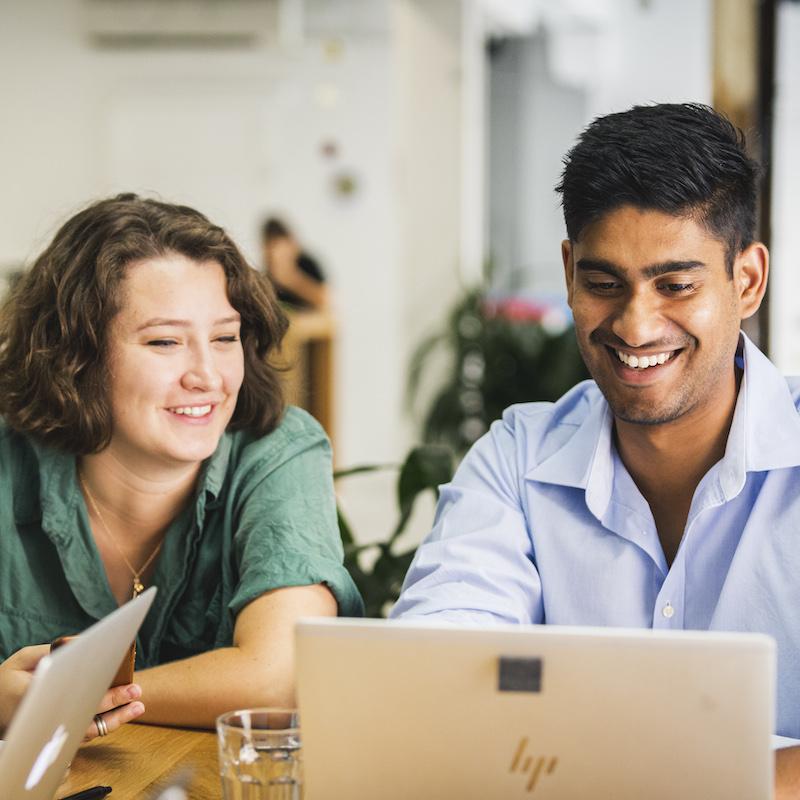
[[392, 333, 800, 738]]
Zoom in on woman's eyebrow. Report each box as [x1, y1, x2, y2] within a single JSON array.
[[136, 314, 241, 332]]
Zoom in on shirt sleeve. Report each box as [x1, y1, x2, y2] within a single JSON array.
[[228, 414, 364, 618], [390, 413, 544, 624]]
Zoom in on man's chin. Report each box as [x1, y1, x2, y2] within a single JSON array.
[[614, 411, 681, 426], [608, 400, 687, 427]]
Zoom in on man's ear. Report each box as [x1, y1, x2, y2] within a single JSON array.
[[734, 241, 769, 320], [562, 240, 574, 307]]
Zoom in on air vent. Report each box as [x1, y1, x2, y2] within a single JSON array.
[[82, 0, 278, 48]]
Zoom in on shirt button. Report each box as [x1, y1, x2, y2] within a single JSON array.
[[662, 603, 675, 619]]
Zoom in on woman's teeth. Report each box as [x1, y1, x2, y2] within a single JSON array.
[[616, 350, 673, 369], [170, 405, 212, 416]]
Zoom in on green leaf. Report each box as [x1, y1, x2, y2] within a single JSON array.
[[406, 330, 447, 413], [397, 445, 454, 515], [389, 445, 454, 544], [337, 506, 356, 548], [334, 463, 393, 480]]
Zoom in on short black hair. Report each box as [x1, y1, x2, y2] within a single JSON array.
[[556, 103, 761, 274], [261, 216, 291, 242]]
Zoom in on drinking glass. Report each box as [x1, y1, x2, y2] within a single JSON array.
[[217, 708, 302, 800]]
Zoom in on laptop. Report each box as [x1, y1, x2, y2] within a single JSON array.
[[0, 587, 156, 799], [296, 618, 775, 800]]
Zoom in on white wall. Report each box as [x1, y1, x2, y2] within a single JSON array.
[[488, 34, 585, 294], [391, 0, 466, 355], [488, 0, 713, 295], [584, 0, 712, 118], [0, 0, 402, 469], [770, 0, 800, 374]]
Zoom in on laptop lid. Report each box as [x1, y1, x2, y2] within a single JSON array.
[[0, 587, 156, 799], [296, 618, 775, 800]]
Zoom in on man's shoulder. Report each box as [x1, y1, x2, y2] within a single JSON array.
[[481, 380, 606, 472], [499, 380, 605, 438]]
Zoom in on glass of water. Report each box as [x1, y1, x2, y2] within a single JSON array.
[[217, 708, 302, 800]]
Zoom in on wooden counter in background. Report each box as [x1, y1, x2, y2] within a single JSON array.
[[279, 309, 336, 451]]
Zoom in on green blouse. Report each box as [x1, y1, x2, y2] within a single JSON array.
[[0, 406, 363, 667]]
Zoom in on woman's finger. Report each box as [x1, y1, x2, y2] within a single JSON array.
[[94, 682, 142, 714], [6, 644, 51, 672], [84, 699, 145, 741]]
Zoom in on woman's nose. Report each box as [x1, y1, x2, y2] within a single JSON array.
[[181, 348, 223, 392]]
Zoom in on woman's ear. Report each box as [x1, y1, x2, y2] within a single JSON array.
[[734, 241, 769, 320]]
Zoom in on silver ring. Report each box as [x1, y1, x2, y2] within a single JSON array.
[[94, 713, 109, 737]]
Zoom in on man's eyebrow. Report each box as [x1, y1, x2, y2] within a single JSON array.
[[575, 258, 707, 280], [575, 259, 624, 279], [136, 315, 241, 332]]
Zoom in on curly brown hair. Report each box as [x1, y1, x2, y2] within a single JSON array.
[[0, 193, 288, 453]]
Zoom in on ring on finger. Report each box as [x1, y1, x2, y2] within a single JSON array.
[[94, 713, 109, 737]]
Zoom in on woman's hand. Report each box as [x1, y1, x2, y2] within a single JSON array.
[[84, 682, 145, 741], [0, 644, 49, 733], [1, 644, 145, 740]]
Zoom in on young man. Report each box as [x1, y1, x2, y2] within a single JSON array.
[[392, 104, 800, 793]]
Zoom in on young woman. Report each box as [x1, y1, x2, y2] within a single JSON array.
[[0, 194, 362, 736]]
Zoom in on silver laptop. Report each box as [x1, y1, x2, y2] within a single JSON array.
[[0, 587, 156, 799], [296, 618, 775, 800]]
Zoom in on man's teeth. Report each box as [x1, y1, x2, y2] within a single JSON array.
[[171, 405, 212, 416], [616, 350, 673, 369]]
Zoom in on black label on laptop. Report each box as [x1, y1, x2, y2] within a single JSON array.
[[498, 657, 542, 693]]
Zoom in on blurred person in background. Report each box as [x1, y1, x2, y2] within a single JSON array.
[[0, 194, 362, 735], [261, 217, 329, 309]]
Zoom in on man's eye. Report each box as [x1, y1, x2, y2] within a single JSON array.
[[662, 283, 694, 294], [586, 281, 620, 293]]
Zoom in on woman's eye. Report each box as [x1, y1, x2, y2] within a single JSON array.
[[147, 339, 178, 347], [215, 335, 240, 344]]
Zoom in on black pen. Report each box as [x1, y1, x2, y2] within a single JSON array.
[[61, 786, 112, 800]]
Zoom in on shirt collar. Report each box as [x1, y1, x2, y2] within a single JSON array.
[[34, 442, 79, 541], [200, 431, 232, 504], [524, 386, 616, 519], [193, 431, 233, 525], [525, 331, 800, 512], [525, 382, 612, 489], [33, 430, 234, 538]]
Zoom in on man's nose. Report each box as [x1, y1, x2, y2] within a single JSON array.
[[610, 291, 665, 348]]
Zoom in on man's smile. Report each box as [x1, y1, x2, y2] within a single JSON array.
[[601, 344, 686, 386], [614, 349, 678, 369]]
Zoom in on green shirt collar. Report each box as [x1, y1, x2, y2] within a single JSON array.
[[30, 432, 234, 539]]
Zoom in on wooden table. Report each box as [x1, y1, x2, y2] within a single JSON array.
[[58, 724, 220, 799]]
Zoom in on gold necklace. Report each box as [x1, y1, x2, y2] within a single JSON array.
[[79, 473, 164, 599]]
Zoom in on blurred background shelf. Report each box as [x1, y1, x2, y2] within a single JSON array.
[[280, 309, 336, 451]]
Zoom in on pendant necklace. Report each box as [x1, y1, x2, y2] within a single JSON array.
[[79, 473, 164, 599]]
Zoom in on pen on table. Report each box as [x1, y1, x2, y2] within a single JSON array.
[[61, 785, 112, 800]]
